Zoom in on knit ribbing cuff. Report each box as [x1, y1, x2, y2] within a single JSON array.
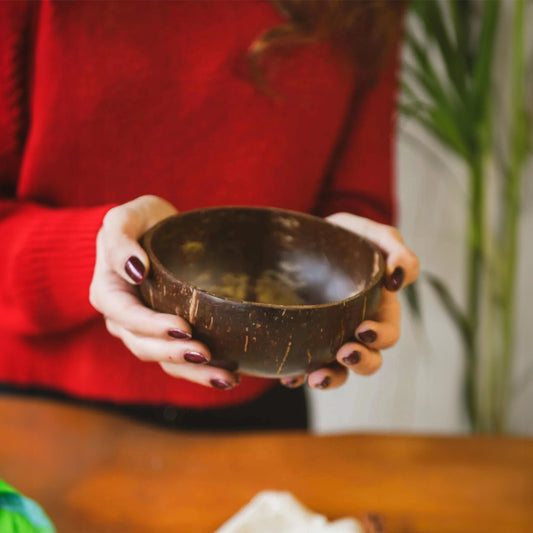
[[5, 203, 116, 334]]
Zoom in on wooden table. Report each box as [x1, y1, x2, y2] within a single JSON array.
[[1, 396, 532, 533]]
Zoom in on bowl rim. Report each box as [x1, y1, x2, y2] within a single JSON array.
[[141, 205, 385, 310]]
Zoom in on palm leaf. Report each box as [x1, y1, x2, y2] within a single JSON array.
[[470, 0, 500, 127], [400, 103, 470, 159], [411, 0, 467, 99], [449, 0, 474, 73], [404, 33, 465, 114]]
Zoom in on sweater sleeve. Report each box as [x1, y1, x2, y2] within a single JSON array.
[[0, 2, 114, 335], [0, 202, 114, 335], [314, 40, 401, 226]]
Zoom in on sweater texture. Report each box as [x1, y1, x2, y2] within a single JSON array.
[[0, 0, 399, 408]]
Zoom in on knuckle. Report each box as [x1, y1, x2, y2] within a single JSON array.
[[139, 194, 159, 204], [95, 227, 105, 248], [159, 362, 184, 379], [102, 207, 120, 229], [103, 206, 132, 239], [88, 283, 100, 310], [126, 336, 149, 361], [104, 318, 118, 337], [135, 195, 160, 215], [132, 349, 150, 362], [96, 231, 115, 265]]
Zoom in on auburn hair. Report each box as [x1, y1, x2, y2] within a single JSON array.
[[249, 0, 406, 91]]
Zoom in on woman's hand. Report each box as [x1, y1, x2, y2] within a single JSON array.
[[280, 212, 419, 390], [91, 201, 417, 392], [89, 195, 240, 391]]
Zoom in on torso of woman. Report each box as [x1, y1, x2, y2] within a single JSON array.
[[0, 0, 398, 408]]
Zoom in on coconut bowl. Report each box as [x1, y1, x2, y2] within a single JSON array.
[[139, 207, 384, 378]]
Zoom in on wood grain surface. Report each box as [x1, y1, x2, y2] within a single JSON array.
[[1, 396, 532, 532]]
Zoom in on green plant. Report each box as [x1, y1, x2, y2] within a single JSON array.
[[401, 0, 532, 432]]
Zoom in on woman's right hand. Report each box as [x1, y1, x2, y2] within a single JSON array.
[[89, 195, 240, 390]]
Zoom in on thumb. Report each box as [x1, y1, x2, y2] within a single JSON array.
[[326, 212, 419, 289], [101, 195, 178, 285]]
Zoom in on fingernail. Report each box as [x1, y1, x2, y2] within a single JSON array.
[[210, 378, 234, 390], [282, 377, 300, 388], [168, 329, 192, 340], [384, 266, 404, 291], [184, 351, 208, 364], [315, 376, 331, 389], [342, 350, 361, 365], [125, 256, 145, 283], [358, 330, 377, 343]]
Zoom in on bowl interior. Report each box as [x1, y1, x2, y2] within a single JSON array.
[[149, 208, 382, 306]]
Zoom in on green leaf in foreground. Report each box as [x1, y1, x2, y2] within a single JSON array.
[[0, 480, 56, 533]]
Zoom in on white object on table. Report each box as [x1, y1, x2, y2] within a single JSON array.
[[215, 491, 364, 533]]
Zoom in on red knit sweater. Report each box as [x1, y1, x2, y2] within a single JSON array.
[[0, 0, 399, 408]]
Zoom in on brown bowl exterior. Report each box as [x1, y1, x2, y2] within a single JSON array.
[[139, 207, 384, 378]]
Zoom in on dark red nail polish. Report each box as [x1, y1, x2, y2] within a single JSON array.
[[342, 351, 361, 365], [184, 351, 208, 364], [168, 329, 192, 340], [384, 266, 404, 291], [358, 330, 377, 343], [315, 376, 331, 389], [125, 256, 145, 283], [210, 379, 233, 390]]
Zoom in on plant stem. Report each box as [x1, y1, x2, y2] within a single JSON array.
[[496, 0, 526, 432], [466, 154, 485, 431]]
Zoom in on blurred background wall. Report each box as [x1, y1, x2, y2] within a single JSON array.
[[310, 121, 533, 436], [309, 3, 533, 435]]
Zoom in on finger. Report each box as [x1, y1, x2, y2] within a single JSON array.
[[105, 319, 210, 364], [326, 213, 419, 289], [96, 282, 193, 340], [307, 362, 348, 390], [355, 290, 401, 350], [336, 342, 383, 376], [280, 375, 306, 388], [101, 195, 177, 285], [160, 361, 239, 390], [383, 247, 419, 290], [99, 212, 150, 285]]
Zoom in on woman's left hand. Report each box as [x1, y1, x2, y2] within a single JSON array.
[[280, 212, 419, 390]]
